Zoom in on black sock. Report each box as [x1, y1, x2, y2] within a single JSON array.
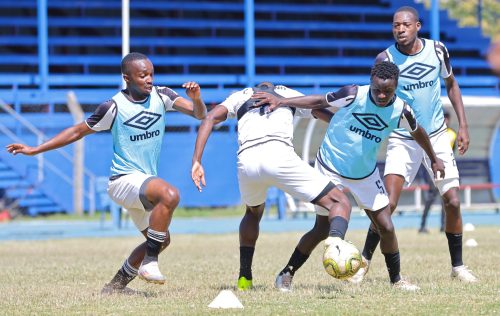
[[145, 228, 166, 260], [446, 232, 463, 267], [384, 252, 401, 284], [239, 246, 255, 280], [328, 216, 348, 239], [362, 227, 380, 260], [281, 248, 310, 276], [109, 260, 137, 288]]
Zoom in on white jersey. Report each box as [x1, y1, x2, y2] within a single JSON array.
[[220, 85, 313, 153]]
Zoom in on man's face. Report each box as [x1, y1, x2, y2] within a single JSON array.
[[123, 59, 154, 98], [392, 11, 421, 47], [370, 76, 397, 107]]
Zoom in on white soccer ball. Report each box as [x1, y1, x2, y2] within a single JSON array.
[[323, 238, 363, 280]]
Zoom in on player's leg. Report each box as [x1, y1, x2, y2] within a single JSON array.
[[238, 203, 265, 290], [360, 138, 422, 263], [235, 144, 270, 290], [272, 150, 351, 291], [424, 132, 477, 282], [364, 206, 418, 290], [136, 177, 179, 284], [102, 228, 171, 294]]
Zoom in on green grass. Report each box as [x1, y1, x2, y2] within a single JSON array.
[[0, 227, 499, 315]]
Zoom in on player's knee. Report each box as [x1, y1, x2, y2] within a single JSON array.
[[377, 220, 395, 237], [444, 196, 460, 212], [159, 186, 180, 209]]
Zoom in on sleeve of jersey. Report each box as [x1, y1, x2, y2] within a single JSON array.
[[157, 86, 180, 111], [275, 85, 312, 118], [325, 85, 357, 109], [435, 41, 453, 78], [85, 100, 117, 131], [220, 88, 251, 118], [399, 103, 418, 132]]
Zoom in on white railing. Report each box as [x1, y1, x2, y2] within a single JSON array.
[[0, 97, 96, 214]]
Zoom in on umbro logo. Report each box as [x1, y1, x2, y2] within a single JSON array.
[[124, 111, 161, 130], [352, 113, 388, 131], [400, 62, 436, 80]]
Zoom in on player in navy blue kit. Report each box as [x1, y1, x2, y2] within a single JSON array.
[[356, 6, 478, 283], [6, 52, 207, 294], [253, 62, 444, 291]]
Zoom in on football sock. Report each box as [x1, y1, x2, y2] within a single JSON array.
[[446, 232, 463, 267], [281, 247, 309, 276], [239, 246, 255, 280], [384, 252, 401, 284], [110, 259, 137, 287], [328, 216, 348, 239], [362, 227, 380, 260], [144, 228, 167, 263]]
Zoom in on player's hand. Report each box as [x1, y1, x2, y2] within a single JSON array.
[[457, 126, 469, 155], [432, 158, 446, 180], [182, 81, 201, 100], [191, 160, 206, 192], [251, 92, 283, 112], [6, 143, 36, 156]]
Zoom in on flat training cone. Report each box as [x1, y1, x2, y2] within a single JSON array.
[[208, 290, 244, 309], [465, 238, 478, 247], [463, 223, 475, 232]]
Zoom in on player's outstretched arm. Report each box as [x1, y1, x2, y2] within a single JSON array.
[[410, 126, 445, 180], [174, 81, 207, 120], [191, 105, 228, 192], [444, 74, 469, 155], [252, 92, 327, 112], [6, 122, 94, 156]]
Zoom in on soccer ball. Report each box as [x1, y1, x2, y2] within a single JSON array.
[[322, 238, 363, 280]]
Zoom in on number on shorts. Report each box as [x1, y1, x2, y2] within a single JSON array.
[[376, 179, 385, 194]]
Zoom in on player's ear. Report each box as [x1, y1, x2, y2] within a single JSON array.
[[416, 21, 421, 31], [122, 73, 130, 84]]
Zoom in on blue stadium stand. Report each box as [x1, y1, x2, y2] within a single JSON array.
[[0, 0, 497, 215]]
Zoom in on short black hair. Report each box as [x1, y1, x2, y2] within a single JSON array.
[[395, 6, 420, 22], [256, 81, 275, 90], [121, 52, 149, 74], [371, 61, 400, 81]]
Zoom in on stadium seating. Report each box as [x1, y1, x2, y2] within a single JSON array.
[[0, 0, 497, 215]]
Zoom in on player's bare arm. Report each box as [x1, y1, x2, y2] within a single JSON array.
[[252, 92, 328, 112], [191, 105, 229, 192], [444, 74, 469, 155], [173, 81, 207, 119], [311, 109, 334, 123], [6, 122, 94, 156]]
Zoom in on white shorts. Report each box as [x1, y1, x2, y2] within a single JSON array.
[[107, 172, 157, 231], [314, 162, 389, 214], [237, 141, 332, 207], [384, 130, 460, 195]]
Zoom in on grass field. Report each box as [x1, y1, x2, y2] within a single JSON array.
[[0, 226, 499, 315]]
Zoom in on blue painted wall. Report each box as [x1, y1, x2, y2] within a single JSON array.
[[0, 113, 241, 211]]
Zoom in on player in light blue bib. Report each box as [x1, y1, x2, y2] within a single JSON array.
[[253, 61, 444, 291], [359, 6, 477, 283], [7, 52, 207, 293]]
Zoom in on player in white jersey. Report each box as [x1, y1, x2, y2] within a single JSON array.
[[253, 62, 444, 291], [191, 82, 353, 291], [6, 52, 207, 294], [357, 6, 477, 283]]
